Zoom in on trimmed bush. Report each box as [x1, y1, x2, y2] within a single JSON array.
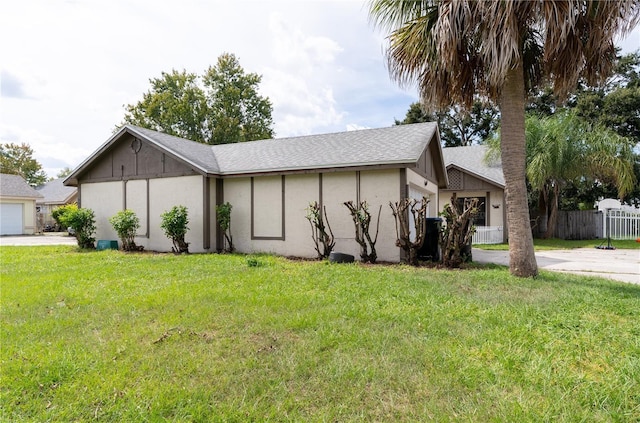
[[109, 210, 142, 251], [67, 207, 96, 249], [51, 203, 78, 231], [160, 206, 190, 253]]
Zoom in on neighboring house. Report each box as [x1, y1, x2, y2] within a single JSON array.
[[64, 123, 448, 261], [440, 145, 506, 243], [36, 178, 78, 230], [0, 173, 43, 235]]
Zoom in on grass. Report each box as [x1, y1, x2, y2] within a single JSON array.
[[476, 237, 640, 250], [2, 246, 639, 421]]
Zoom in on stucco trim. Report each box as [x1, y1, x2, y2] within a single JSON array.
[[203, 175, 211, 250], [399, 168, 408, 262], [251, 176, 286, 241], [318, 173, 323, 210], [215, 179, 224, 252]]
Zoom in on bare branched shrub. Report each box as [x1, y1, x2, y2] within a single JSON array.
[[440, 194, 479, 268], [305, 201, 335, 259], [344, 200, 381, 263], [389, 197, 428, 266]]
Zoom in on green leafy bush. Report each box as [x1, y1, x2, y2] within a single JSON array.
[[51, 203, 78, 230], [160, 205, 190, 253], [109, 209, 141, 251], [67, 207, 96, 249]]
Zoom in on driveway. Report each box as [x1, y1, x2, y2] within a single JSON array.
[[473, 247, 640, 284], [0, 234, 78, 246]]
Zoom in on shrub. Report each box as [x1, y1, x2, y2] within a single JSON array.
[[109, 210, 141, 251], [160, 205, 190, 253], [215, 202, 234, 252], [305, 201, 335, 259], [344, 200, 381, 263], [439, 194, 479, 268], [389, 197, 428, 266], [66, 207, 96, 249], [51, 203, 78, 230]]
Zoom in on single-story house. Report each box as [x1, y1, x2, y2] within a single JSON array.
[[0, 173, 43, 235], [36, 178, 78, 230], [64, 122, 448, 261], [439, 145, 507, 243]]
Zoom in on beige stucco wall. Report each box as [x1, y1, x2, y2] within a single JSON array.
[[252, 176, 284, 238], [322, 172, 359, 259], [223, 174, 320, 258], [125, 180, 148, 237], [81, 181, 123, 242], [407, 168, 439, 219], [359, 169, 402, 262], [148, 175, 206, 252], [81, 176, 209, 252], [223, 170, 406, 262], [222, 177, 252, 253], [1, 198, 38, 234]]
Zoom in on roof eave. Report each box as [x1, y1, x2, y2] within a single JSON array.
[[218, 160, 417, 178]]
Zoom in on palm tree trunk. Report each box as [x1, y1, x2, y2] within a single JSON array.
[[544, 183, 559, 239], [500, 65, 538, 277], [538, 189, 548, 237]]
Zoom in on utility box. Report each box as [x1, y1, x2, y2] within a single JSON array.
[[96, 240, 119, 251], [418, 218, 442, 262]]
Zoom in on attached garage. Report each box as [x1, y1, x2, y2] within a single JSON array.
[[0, 174, 43, 235], [0, 203, 23, 235]]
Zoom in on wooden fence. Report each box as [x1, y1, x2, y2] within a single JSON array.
[[553, 210, 603, 240]]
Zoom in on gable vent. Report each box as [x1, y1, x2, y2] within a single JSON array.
[[448, 168, 463, 190]]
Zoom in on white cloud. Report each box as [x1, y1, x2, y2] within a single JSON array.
[[1, 0, 637, 179]]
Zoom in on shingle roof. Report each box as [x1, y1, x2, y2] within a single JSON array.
[[210, 123, 438, 174], [442, 145, 504, 188], [126, 125, 219, 173], [0, 173, 44, 198], [66, 122, 441, 185], [36, 178, 77, 204]]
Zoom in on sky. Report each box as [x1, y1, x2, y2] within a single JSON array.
[[2, 0, 639, 178]]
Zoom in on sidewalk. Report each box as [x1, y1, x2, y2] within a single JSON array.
[[472, 247, 640, 285], [0, 234, 78, 246]]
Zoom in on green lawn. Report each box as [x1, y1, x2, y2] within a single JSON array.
[[476, 237, 640, 250], [2, 246, 639, 421]]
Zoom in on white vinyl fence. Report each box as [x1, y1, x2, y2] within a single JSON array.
[[604, 210, 640, 240], [472, 226, 504, 245]]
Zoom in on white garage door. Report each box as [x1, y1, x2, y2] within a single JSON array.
[[0, 203, 23, 235]]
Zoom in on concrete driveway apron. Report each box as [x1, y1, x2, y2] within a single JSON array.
[[472, 247, 640, 285]]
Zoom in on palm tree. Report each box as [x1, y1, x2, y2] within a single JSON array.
[[369, 0, 639, 277], [487, 112, 636, 238]]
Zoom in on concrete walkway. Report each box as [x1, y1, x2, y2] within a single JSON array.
[[0, 234, 78, 246], [473, 247, 640, 284]]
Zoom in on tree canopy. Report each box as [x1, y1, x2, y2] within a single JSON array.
[[122, 53, 274, 145], [396, 100, 499, 147], [0, 142, 48, 186], [487, 111, 636, 238]]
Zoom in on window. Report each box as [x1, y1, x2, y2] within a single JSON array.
[[457, 197, 486, 226]]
